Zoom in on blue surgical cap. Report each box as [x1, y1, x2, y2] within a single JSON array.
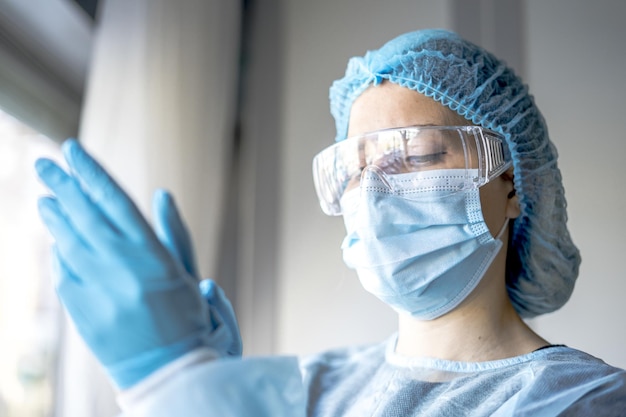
[[329, 29, 581, 318]]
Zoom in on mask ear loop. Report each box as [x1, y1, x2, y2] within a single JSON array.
[[494, 217, 510, 241], [497, 175, 516, 240]]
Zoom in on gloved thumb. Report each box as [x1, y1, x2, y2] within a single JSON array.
[[152, 189, 199, 278], [200, 279, 243, 357]]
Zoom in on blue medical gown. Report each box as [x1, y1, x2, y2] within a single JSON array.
[[301, 335, 626, 416], [119, 335, 626, 416]]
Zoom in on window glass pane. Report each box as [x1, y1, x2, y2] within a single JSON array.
[[0, 109, 61, 417]]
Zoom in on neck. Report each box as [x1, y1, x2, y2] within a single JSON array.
[[395, 251, 548, 362]]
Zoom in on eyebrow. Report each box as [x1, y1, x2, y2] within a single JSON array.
[[411, 123, 440, 126], [347, 123, 449, 140], [393, 123, 444, 129]]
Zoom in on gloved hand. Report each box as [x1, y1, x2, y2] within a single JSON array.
[[151, 189, 242, 357], [35, 139, 239, 389]]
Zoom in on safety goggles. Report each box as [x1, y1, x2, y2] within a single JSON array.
[[312, 125, 512, 216]]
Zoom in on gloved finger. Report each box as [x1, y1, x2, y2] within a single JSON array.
[[152, 189, 199, 278], [61, 139, 152, 241], [200, 279, 243, 356], [52, 246, 81, 307], [52, 248, 101, 342], [35, 158, 119, 244], [38, 196, 94, 273], [51, 245, 82, 288]]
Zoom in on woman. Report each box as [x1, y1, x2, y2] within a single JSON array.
[[302, 29, 625, 415], [36, 29, 625, 416]]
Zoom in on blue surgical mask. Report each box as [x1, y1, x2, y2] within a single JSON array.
[[340, 167, 508, 320]]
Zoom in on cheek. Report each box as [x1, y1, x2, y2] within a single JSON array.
[[479, 181, 509, 237]]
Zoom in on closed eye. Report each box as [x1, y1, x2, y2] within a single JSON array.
[[405, 152, 447, 168]]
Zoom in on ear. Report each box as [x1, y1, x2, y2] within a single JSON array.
[[502, 168, 521, 219]]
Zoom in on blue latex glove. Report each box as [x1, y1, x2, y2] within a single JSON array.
[[36, 139, 238, 388], [152, 189, 200, 278], [151, 189, 242, 357]]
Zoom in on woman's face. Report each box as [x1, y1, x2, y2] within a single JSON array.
[[346, 82, 519, 237]]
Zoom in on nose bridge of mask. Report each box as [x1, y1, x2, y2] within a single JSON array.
[[344, 167, 485, 227], [357, 165, 474, 200], [360, 165, 394, 192], [341, 166, 476, 218], [338, 165, 395, 215]]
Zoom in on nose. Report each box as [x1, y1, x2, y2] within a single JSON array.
[[360, 165, 394, 192]]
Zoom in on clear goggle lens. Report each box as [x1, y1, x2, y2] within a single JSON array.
[[312, 125, 512, 216]]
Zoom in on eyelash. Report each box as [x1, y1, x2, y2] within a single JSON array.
[[405, 151, 447, 167]]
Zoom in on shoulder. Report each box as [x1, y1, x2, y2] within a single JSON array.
[[299, 339, 387, 380], [522, 347, 626, 415], [299, 337, 391, 396], [298, 338, 390, 416], [530, 346, 625, 376]]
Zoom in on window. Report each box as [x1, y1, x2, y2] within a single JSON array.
[[0, 109, 61, 417]]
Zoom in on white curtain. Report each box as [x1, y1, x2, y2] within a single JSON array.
[[55, 1, 241, 415]]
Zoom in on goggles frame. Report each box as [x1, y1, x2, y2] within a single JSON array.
[[312, 125, 512, 216]]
